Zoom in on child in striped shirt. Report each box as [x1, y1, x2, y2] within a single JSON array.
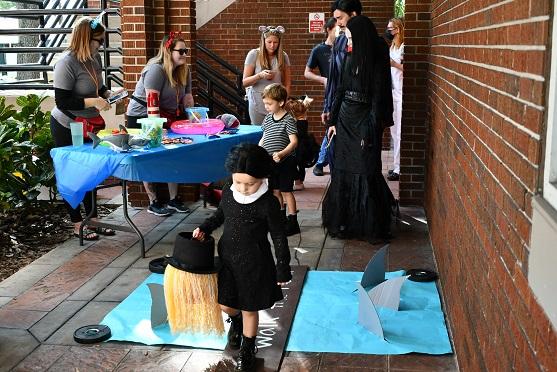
[[259, 83, 300, 236]]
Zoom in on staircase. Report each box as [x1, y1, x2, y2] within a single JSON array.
[[0, 0, 122, 90]]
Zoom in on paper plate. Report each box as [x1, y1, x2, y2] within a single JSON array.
[[170, 119, 225, 135], [97, 128, 141, 137]]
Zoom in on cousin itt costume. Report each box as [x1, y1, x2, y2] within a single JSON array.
[[322, 16, 395, 242]]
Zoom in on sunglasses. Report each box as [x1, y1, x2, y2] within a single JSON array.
[[172, 48, 189, 56], [92, 38, 105, 45]]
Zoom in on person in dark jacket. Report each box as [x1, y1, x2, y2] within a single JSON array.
[[192, 143, 292, 371]]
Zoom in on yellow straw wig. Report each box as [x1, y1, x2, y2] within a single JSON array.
[[163, 265, 224, 335]]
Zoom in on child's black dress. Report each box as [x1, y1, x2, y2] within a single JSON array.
[[199, 184, 292, 311]]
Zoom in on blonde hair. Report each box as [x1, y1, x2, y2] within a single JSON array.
[[68, 17, 105, 62], [262, 83, 288, 105], [389, 18, 404, 49], [257, 30, 286, 71], [147, 35, 190, 88]]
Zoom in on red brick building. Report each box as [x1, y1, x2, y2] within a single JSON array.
[[121, 1, 556, 370]]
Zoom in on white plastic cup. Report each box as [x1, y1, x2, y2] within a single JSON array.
[[70, 122, 84, 147]]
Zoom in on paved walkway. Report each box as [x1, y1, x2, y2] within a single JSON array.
[[0, 164, 458, 372]]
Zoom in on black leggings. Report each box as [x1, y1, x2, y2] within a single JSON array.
[[50, 116, 97, 223]]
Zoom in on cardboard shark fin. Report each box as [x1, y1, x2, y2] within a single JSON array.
[[147, 283, 167, 328]]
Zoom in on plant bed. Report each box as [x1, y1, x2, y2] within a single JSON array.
[[0, 201, 117, 282]]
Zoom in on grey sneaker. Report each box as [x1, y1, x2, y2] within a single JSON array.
[[167, 198, 190, 213], [148, 201, 174, 216]]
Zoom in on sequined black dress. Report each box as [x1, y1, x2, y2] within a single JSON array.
[[322, 50, 395, 241], [199, 184, 292, 311]]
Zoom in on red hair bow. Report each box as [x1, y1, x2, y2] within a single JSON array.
[[165, 31, 183, 49]]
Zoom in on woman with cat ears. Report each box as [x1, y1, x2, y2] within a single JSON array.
[[243, 25, 291, 125]]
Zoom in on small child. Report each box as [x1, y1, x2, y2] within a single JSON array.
[[192, 143, 292, 371], [258, 83, 300, 236], [285, 95, 314, 191]]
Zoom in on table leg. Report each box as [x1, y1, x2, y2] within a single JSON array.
[[80, 180, 146, 258]]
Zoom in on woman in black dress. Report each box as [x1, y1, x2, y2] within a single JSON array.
[[192, 143, 291, 371], [322, 15, 395, 242]]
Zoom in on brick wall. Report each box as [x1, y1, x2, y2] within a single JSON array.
[[424, 0, 556, 370]]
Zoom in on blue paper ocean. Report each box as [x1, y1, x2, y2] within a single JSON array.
[[101, 271, 452, 355], [285, 270, 453, 354]]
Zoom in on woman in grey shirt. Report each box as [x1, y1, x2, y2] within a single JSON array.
[[126, 32, 194, 217], [243, 26, 291, 125], [50, 16, 113, 241]]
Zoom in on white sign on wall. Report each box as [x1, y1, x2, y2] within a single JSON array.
[[309, 12, 325, 33]]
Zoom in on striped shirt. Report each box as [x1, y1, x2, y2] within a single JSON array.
[[261, 112, 297, 159]]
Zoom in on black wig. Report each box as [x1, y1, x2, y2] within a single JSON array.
[[225, 143, 273, 179], [346, 15, 380, 94]]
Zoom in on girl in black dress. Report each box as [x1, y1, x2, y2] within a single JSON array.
[[322, 15, 395, 242], [192, 143, 292, 371]]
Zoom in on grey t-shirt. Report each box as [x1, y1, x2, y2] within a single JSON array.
[[244, 48, 290, 92], [126, 63, 192, 117], [51, 52, 104, 128], [244, 49, 290, 117]]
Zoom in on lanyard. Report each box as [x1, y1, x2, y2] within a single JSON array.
[[82, 61, 99, 97]]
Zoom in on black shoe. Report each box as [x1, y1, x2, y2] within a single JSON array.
[[313, 165, 324, 176], [147, 201, 173, 216], [236, 336, 257, 371], [388, 169, 395, 176], [387, 172, 400, 181], [167, 198, 190, 213], [285, 214, 300, 236], [226, 313, 243, 349]]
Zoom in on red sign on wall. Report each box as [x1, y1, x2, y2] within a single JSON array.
[[309, 13, 325, 33]]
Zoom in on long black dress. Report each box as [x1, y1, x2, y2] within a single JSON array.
[[199, 183, 292, 311], [322, 48, 395, 241]]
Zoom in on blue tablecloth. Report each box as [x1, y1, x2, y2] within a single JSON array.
[[50, 125, 262, 208]]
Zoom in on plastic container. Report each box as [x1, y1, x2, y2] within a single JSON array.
[[170, 119, 225, 135], [70, 122, 84, 147], [185, 107, 209, 123], [138, 117, 167, 148]]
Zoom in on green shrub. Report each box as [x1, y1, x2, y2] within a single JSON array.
[[0, 95, 55, 211]]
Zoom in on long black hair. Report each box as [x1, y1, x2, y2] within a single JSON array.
[[346, 15, 380, 94]]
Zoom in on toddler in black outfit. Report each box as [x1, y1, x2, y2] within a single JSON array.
[[193, 143, 292, 371]]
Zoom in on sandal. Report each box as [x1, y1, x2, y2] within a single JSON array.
[[73, 229, 99, 241], [91, 226, 116, 236]]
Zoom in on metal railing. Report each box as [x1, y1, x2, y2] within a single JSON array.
[[0, 0, 122, 90], [195, 41, 249, 123]]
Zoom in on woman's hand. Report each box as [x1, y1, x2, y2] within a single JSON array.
[[260, 70, 275, 80], [277, 281, 291, 286], [95, 97, 111, 111], [327, 126, 336, 140], [192, 227, 205, 241]]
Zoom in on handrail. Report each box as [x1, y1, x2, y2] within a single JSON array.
[[0, 8, 120, 17]]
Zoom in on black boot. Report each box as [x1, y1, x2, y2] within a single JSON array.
[[226, 312, 242, 349], [285, 214, 300, 236], [235, 335, 257, 371]]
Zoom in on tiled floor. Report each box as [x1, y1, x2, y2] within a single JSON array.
[[0, 152, 457, 371]]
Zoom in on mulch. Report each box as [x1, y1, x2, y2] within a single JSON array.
[[0, 202, 117, 282]]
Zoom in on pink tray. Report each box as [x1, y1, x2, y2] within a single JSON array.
[[170, 119, 225, 135]]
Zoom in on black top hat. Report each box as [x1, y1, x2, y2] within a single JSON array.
[[166, 232, 220, 274]]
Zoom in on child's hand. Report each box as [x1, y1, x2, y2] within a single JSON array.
[[272, 152, 281, 163], [192, 227, 205, 241]]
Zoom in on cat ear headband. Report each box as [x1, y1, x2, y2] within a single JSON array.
[[259, 25, 285, 37], [165, 31, 184, 49]]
